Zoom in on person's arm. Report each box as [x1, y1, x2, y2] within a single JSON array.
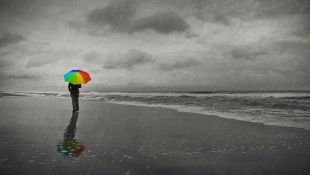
[[78, 84, 82, 88], [68, 83, 71, 91]]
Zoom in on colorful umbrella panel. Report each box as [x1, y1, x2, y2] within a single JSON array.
[[64, 70, 91, 85]]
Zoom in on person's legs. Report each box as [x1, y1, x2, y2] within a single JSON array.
[[70, 91, 78, 111], [76, 92, 79, 111]]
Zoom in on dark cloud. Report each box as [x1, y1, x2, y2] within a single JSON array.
[[254, 0, 310, 16], [0, 33, 24, 47], [84, 0, 310, 35], [158, 58, 201, 71], [230, 46, 268, 61], [132, 11, 189, 34], [102, 49, 201, 71], [0, 0, 36, 17], [0, 0, 60, 22], [103, 49, 154, 70], [161, 0, 310, 27], [87, 0, 137, 32], [145, 0, 234, 27], [87, 0, 189, 34], [251, 0, 310, 37], [165, 0, 250, 22]]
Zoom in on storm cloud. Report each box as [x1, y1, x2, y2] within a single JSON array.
[[87, 0, 137, 32], [254, 0, 310, 16], [87, 0, 189, 34], [0, 33, 24, 47], [132, 11, 189, 34], [102, 49, 201, 72], [1, 0, 310, 91], [103, 49, 154, 70]]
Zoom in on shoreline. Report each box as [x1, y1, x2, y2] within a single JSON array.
[[2, 91, 310, 131]]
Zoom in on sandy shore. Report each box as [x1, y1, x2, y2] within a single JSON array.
[[1, 95, 310, 175]]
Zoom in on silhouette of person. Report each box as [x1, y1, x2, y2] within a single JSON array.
[[68, 83, 81, 112], [57, 112, 86, 159]]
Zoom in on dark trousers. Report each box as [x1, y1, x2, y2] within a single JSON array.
[[70, 91, 79, 111]]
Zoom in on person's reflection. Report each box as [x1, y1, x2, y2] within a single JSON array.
[[57, 112, 86, 160]]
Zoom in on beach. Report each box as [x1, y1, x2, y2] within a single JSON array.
[[1, 94, 310, 175]]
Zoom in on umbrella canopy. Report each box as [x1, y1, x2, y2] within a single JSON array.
[[64, 70, 91, 85]]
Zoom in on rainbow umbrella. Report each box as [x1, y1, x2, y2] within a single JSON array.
[[64, 70, 91, 85]]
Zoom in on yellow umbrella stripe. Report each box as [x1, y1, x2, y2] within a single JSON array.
[[75, 73, 85, 84]]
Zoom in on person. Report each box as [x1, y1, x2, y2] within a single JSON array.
[[68, 83, 81, 112]]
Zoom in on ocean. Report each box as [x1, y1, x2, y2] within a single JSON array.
[[12, 90, 310, 130]]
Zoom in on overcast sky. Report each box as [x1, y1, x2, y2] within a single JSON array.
[[0, 0, 309, 92]]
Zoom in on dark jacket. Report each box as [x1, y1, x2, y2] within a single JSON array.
[[68, 83, 81, 92]]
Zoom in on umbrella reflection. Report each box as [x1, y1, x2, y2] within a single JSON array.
[[57, 112, 86, 160]]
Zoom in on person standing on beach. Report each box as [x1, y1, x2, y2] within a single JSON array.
[[68, 83, 81, 112]]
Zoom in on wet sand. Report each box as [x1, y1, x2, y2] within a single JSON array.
[[1, 95, 310, 175]]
